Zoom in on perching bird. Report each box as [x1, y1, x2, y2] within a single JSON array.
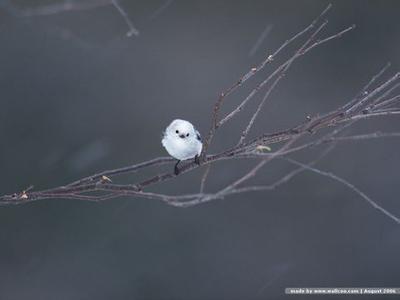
[[162, 119, 202, 175]]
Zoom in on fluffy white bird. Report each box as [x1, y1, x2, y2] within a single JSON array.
[[162, 119, 202, 175]]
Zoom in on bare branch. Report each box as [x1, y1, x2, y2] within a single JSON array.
[[217, 25, 355, 128], [68, 156, 174, 187], [346, 73, 400, 114], [284, 158, 400, 225], [1, 5, 399, 226], [230, 143, 337, 196], [201, 4, 333, 157], [3, 67, 397, 205], [220, 134, 304, 194], [237, 19, 330, 145]]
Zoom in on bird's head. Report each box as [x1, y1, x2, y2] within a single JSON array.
[[166, 119, 196, 140]]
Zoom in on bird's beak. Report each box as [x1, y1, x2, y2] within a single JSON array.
[[179, 134, 185, 139]]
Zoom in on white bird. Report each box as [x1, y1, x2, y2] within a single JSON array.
[[162, 119, 202, 175]]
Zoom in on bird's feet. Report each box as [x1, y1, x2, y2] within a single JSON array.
[[194, 155, 200, 165]]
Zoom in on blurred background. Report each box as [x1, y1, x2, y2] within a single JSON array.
[[0, 0, 399, 299]]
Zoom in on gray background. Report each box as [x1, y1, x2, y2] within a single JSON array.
[[0, 0, 399, 299]]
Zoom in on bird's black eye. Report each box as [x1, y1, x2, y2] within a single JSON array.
[[176, 130, 179, 134], [186, 133, 189, 137]]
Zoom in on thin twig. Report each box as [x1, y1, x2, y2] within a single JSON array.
[[237, 20, 330, 145], [201, 4, 333, 157], [218, 25, 355, 128], [284, 158, 400, 225], [111, 0, 140, 37]]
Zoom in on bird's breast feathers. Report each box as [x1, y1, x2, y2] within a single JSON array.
[[162, 135, 202, 160]]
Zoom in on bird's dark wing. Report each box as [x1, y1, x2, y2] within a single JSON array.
[[196, 130, 202, 141]]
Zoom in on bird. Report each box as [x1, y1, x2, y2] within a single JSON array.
[[162, 119, 202, 175]]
